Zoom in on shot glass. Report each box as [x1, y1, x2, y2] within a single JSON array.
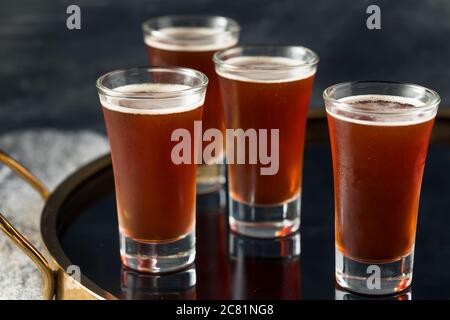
[[96, 67, 208, 273], [214, 46, 318, 238], [143, 15, 240, 194], [324, 81, 440, 295]]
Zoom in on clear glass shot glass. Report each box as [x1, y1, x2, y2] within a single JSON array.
[[324, 81, 440, 295], [143, 15, 240, 194], [96, 67, 208, 273], [214, 45, 318, 238]]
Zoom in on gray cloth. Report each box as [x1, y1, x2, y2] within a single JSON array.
[[0, 129, 109, 299]]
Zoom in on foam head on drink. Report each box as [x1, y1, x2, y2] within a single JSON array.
[[101, 83, 204, 242], [327, 94, 436, 262], [144, 27, 238, 52], [216, 55, 316, 206]]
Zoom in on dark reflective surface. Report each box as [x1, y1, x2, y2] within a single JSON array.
[[335, 286, 412, 301], [120, 265, 197, 300], [229, 233, 301, 300], [60, 144, 450, 299]]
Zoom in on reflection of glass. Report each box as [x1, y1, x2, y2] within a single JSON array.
[[214, 46, 318, 238], [324, 81, 440, 295], [96, 67, 207, 273], [143, 15, 240, 194], [120, 265, 196, 300], [196, 188, 230, 299], [335, 287, 412, 301], [229, 233, 301, 300]]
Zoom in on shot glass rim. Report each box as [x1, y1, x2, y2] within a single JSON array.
[[323, 80, 441, 117], [142, 14, 241, 41], [96, 66, 209, 100], [213, 45, 320, 71]]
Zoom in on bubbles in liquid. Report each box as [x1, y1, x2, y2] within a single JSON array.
[[100, 83, 204, 115], [328, 94, 436, 126], [216, 56, 316, 83], [145, 27, 238, 52]]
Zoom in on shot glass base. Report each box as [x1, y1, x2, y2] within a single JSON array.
[[229, 194, 301, 238], [196, 163, 226, 195], [335, 249, 413, 296], [120, 231, 195, 274]]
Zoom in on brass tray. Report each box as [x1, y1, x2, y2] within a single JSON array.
[[1, 111, 450, 300]]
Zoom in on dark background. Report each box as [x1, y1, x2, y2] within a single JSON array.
[[0, 0, 449, 133]]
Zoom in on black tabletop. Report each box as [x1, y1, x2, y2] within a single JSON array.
[[59, 142, 450, 300]]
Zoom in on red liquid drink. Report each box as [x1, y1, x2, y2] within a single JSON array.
[[325, 82, 440, 295], [97, 68, 207, 273], [217, 56, 315, 206], [328, 97, 434, 262], [102, 83, 203, 242], [214, 47, 318, 238], [145, 27, 235, 140], [143, 17, 240, 193]]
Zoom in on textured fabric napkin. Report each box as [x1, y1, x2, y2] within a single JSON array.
[[0, 129, 109, 299]]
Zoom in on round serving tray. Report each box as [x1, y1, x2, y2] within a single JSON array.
[[5, 111, 450, 300]]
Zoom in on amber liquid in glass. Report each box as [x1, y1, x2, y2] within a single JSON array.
[[217, 57, 315, 205], [145, 27, 237, 161], [328, 97, 434, 262], [102, 84, 203, 242], [148, 47, 223, 138]]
